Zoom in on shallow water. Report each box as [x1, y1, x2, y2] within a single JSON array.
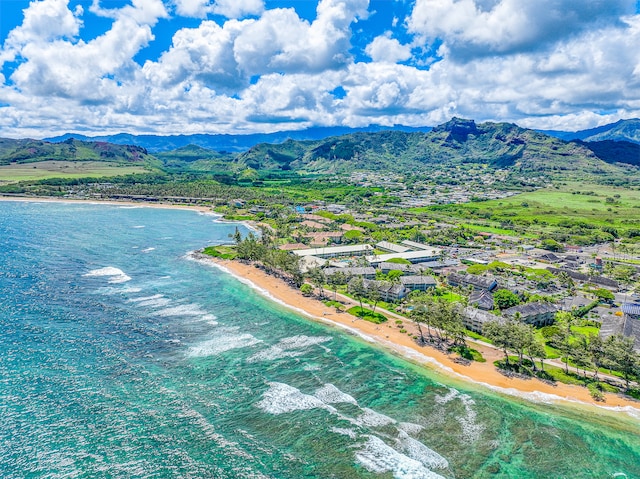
[[1, 201, 638, 479]]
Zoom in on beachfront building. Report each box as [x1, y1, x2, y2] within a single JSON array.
[[503, 302, 558, 327], [400, 240, 437, 251], [349, 278, 407, 302], [293, 244, 373, 259], [323, 266, 377, 279], [462, 307, 503, 334], [399, 275, 437, 291]]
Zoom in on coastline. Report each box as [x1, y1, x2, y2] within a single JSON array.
[[199, 254, 640, 416], [0, 194, 214, 213]]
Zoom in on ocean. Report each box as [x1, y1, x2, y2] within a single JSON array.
[[0, 200, 638, 479]]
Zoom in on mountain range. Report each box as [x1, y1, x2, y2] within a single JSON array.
[[2, 118, 638, 185]]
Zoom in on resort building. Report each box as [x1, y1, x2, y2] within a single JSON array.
[[367, 248, 442, 265], [293, 244, 374, 259], [323, 266, 377, 279], [447, 273, 498, 292], [599, 304, 640, 352], [376, 241, 412, 253], [503, 302, 558, 327], [469, 290, 494, 311], [462, 307, 503, 334]]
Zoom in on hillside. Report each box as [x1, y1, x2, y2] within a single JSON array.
[[231, 118, 637, 182], [0, 138, 156, 166], [543, 118, 640, 144], [44, 125, 431, 153]]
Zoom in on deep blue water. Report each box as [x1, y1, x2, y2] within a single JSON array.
[[1, 201, 639, 479]]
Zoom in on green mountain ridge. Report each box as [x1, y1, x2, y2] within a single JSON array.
[[230, 118, 638, 182], [0, 137, 156, 166]]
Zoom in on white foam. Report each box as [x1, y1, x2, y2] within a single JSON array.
[[396, 431, 448, 470], [330, 427, 358, 439], [141, 247, 155, 253], [314, 384, 358, 406], [457, 394, 483, 443], [84, 267, 131, 284], [119, 287, 142, 294], [188, 334, 262, 357], [398, 422, 424, 435], [256, 382, 336, 415], [130, 294, 163, 302], [355, 435, 445, 479], [154, 304, 208, 317], [140, 298, 172, 308], [434, 388, 459, 405], [356, 408, 396, 428], [247, 335, 332, 363]]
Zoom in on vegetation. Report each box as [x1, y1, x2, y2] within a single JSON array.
[[347, 306, 387, 324]]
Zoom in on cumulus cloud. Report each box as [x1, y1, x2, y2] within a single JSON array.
[[173, 0, 264, 18], [365, 33, 411, 63], [407, 0, 637, 57], [1, 0, 640, 137]]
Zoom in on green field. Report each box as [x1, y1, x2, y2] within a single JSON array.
[[420, 182, 640, 240], [0, 161, 149, 183]]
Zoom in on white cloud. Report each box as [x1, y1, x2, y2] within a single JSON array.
[[1, 0, 640, 137], [407, 0, 636, 57], [4, 0, 82, 50], [365, 33, 411, 63], [212, 0, 264, 18]]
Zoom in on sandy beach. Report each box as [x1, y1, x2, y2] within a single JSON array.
[[0, 195, 214, 213], [204, 256, 640, 414]]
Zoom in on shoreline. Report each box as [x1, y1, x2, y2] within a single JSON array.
[[198, 254, 640, 417], [0, 194, 214, 213]]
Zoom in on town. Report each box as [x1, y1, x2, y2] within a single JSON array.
[[202, 198, 640, 402]]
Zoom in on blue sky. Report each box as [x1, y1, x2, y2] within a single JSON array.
[[1, 0, 639, 138]]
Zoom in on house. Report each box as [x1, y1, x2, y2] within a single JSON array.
[[503, 302, 558, 327], [469, 290, 494, 310], [278, 243, 308, 251], [622, 303, 640, 320], [447, 273, 498, 292], [399, 275, 437, 291], [537, 252, 561, 263], [301, 220, 327, 230], [304, 231, 344, 247], [463, 307, 503, 334]]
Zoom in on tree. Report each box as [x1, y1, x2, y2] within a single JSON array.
[[484, 320, 512, 366], [552, 312, 575, 374], [308, 267, 326, 299], [327, 271, 346, 301], [588, 334, 606, 381], [526, 335, 547, 372], [493, 289, 521, 310], [367, 283, 382, 314], [300, 283, 313, 296], [605, 335, 640, 390], [409, 303, 430, 343], [349, 276, 367, 314], [540, 238, 563, 252], [594, 288, 615, 303]]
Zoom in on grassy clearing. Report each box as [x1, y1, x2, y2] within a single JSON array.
[[347, 306, 388, 324], [0, 161, 148, 182], [202, 245, 237, 260]]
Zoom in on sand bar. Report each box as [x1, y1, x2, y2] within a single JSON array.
[[204, 256, 640, 416]]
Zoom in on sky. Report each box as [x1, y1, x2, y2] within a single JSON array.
[[0, 0, 639, 138]]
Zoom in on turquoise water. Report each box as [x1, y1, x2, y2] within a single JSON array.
[[1, 201, 639, 479]]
